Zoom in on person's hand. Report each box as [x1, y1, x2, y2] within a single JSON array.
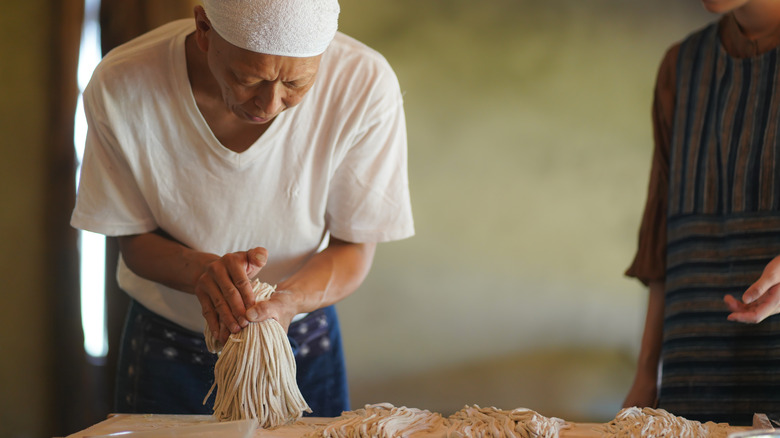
[[622, 369, 658, 409], [245, 289, 300, 333], [725, 255, 780, 324], [195, 246, 268, 344]]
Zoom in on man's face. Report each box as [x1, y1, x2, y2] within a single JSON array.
[[206, 30, 322, 125]]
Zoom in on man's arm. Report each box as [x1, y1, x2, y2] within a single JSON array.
[[623, 280, 665, 408], [117, 230, 268, 342], [245, 237, 377, 331]]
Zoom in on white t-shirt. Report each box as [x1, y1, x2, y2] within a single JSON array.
[[71, 19, 414, 332]]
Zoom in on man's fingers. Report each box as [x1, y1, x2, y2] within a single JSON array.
[[742, 281, 768, 305], [246, 291, 296, 332], [727, 289, 779, 324], [723, 294, 744, 312], [202, 255, 248, 329], [744, 262, 780, 304], [196, 288, 220, 339], [248, 247, 268, 270], [727, 257, 780, 324], [751, 285, 780, 322], [223, 257, 254, 319], [195, 249, 271, 336], [199, 269, 242, 333], [218, 322, 231, 346], [244, 247, 268, 281], [728, 307, 768, 324], [214, 280, 246, 330]]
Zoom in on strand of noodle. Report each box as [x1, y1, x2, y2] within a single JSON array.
[[203, 280, 311, 427]]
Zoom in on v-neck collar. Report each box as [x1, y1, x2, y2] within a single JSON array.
[[170, 24, 295, 168]]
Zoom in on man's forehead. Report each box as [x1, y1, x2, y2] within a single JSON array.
[[223, 45, 322, 81]]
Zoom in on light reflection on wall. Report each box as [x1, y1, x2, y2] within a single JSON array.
[[74, 0, 106, 361]]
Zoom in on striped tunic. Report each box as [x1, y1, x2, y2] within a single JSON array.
[[660, 21, 780, 425]]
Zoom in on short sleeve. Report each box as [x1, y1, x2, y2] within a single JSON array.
[[625, 44, 679, 285], [325, 85, 414, 243], [70, 76, 158, 236]]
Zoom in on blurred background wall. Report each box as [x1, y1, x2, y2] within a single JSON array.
[[1, 0, 715, 436], [335, 0, 713, 423]]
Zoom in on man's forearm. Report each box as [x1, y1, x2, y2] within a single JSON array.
[[117, 230, 218, 295], [636, 280, 665, 379], [276, 238, 377, 315]]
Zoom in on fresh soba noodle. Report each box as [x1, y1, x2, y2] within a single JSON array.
[[203, 280, 311, 428]]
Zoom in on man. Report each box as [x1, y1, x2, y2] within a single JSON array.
[[71, 0, 414, 416]]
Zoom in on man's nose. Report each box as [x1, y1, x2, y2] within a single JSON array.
[[253, 82, 284, 115]]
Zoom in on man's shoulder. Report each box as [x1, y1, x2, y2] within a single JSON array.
[[320, 32, 399, 91], [329, 32, 385, 58], [97, 20, 188, 74], [89, 19, 190, 96], [325, 32, 394, 73]]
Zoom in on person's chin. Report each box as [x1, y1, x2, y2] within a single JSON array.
[[246, 113, 272, 124], [700, 0, 739, 14], [248, 115, 271, 124], [237, 108, 273, 124]]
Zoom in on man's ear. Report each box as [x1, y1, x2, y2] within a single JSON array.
[[193, 5, 211, 52]]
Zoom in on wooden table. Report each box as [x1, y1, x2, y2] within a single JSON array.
[[66, 413, 754, 437]]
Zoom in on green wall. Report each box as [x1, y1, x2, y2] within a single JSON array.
[[335, 0, 713, 421], [1, 2, 56, 437]]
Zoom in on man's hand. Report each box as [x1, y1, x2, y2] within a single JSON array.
[[245, 290, 300, 333], [195, 247, 268, 344], [725, 255, 780, 324]]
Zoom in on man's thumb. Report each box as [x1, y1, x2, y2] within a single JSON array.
[[248, 247, 268, 269]]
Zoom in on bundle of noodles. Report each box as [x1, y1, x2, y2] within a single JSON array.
[[601, 407, 731, 438], [203, 280, 311, 428], [305, 403, 567, 438], [310, 403, 447, 437], [446, 405, 567, 438]]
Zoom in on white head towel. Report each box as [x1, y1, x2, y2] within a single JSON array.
[[202, 0, 340, 57]]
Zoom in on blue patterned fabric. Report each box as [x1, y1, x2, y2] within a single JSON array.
[[114, 299, 349, 417]]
